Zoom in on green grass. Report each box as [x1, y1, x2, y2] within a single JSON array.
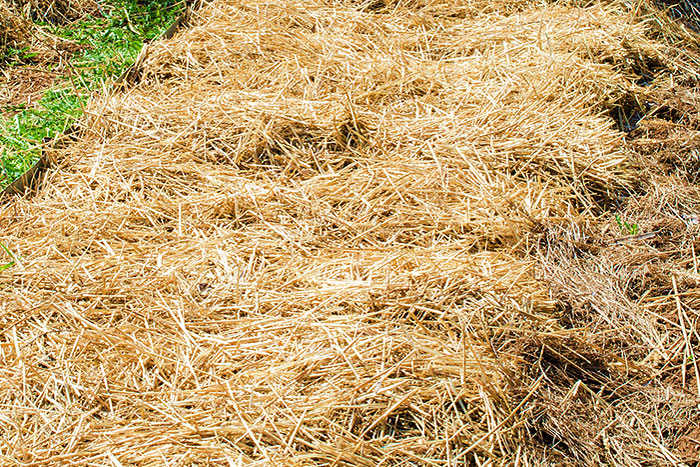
[[0, 242, 17, 271], [0, 0, 184, 187], [615, 214, 639, 236]]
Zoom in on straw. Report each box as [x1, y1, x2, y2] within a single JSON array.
[[1, 0, 700, 464], [0, 0, 29, 55]]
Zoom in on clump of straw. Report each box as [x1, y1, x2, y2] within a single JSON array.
[[0, 1, 29, 56], [8, 0, 99, 23]]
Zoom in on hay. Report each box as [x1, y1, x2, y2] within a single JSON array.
[[1, 0, 699, 464], [8, 0, 99, 23], [0, 1, 29, 56]]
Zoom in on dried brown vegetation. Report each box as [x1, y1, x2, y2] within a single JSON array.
[[8, 0, 99, 23], [1, 0, 700, 465], [0, 1, 29, 55]]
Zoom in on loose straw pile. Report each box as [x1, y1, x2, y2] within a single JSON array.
[[1, 0, 699, 464]]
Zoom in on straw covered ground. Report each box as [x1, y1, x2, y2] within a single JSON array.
[[0, 1, 29, 56], [0, 0, 96, 58], [1, 0, 700, 464], [7, 0, 99, 23]]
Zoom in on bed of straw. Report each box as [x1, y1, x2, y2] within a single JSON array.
[[1, 0, 700, 465]]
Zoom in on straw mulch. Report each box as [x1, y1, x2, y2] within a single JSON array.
[[0, 0, 94, 65], [1, 0, 699, 465], [8, 0, 99, 23], [0, 1, 29, 56]]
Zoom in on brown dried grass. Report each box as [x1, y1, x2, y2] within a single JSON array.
[[0, 1, 29, 55], [8, 0, 98, 23], [1, 0, 699, 465]]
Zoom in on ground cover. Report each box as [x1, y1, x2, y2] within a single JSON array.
[[1, 0, 700, 465], [0, 0, 184, 185]]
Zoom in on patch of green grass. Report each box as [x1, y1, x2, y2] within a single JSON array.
[[2, 46, 39, 65], [615, 214, 639, 236], [0, 0, 184, 187], [0, 242, 17, 272], [1, 85, 83, 181]]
